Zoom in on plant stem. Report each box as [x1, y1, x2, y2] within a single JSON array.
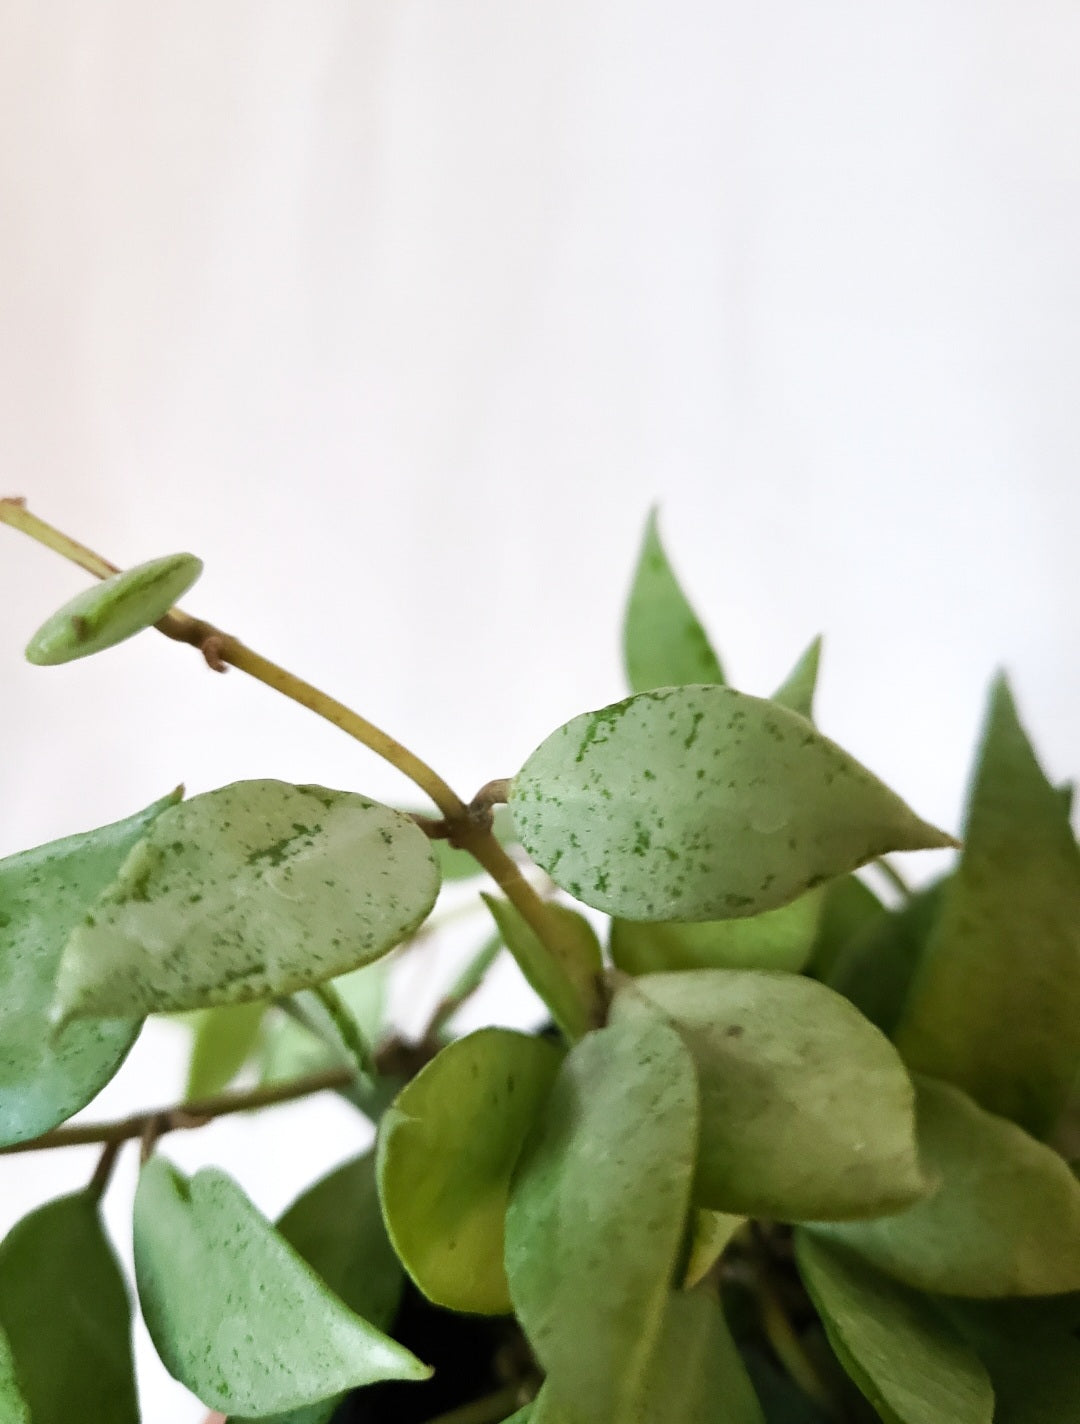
[[0, 498, 119, 579], [87, 1139, 124, 1201], [0, 1066, 353, 1155], [872, 855, 912, 900], [423, 1383, 528, 1424], [312, 980, 374, 1077]]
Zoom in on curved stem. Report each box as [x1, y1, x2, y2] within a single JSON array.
[[0, 1067, 352, 1155], [312, 980, 374, 1077]]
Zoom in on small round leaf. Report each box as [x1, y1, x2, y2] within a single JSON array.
[[25, 553, 202, 664]]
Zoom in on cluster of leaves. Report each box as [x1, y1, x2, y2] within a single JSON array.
[[1, 514, 1078, 1423]]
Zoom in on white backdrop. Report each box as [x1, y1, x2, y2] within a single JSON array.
[[2, 3, 1079, 1419]]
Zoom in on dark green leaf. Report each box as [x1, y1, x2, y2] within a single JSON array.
[[25, 552, 203, 664], [620, 972, 926, 1220], [0, 791, 178, 1145], [186, 1001, 267, 1099], [134, 1156, 429, 1415], [0, 1192, 138, 1424], [510, 686, 955, 923], [505, 993, 699, 1422], [811, 1076, 1080, 1295], [56, 780, 440, 1020], [481, 895, 602, 1041], [378, 1028, 563, 1314], [771, 637, 822, 722], [805, 875, 884, 982], [794, 1233, 993, 1424], [942, 1293, 1080, 1423], [0, 1324, 29, 1424], [623, 508, 724, 693], [826, 882, 946, 1037], [897, 678, 1080, 1137], [610, 890, 824, 977]]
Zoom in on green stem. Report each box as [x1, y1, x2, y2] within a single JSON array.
[[424, 1384, 529, 1424], [872, 856, 912, 900], [312, 981, 374, 1077]]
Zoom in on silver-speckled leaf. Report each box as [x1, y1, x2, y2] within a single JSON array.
[[25, 553, 202, 665], [511, 686, 955, 922], [54, 780, 440, 1021], [0, 791, 179, 1146]]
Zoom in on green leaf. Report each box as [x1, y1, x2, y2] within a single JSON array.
[[794, 1233, 994, 1424], [826, 881, 946, 1037], [0, 1192, 138, 1424], [25, 552, 203, 664], [56, 780, 440, 1020], [805, 874, 884, 982], [683, 1211, 745, 1289], [378, 1028, 563, 1314], [273, 957, 390, 1083], [610, 889, 824, 977], [811, 1076, 1080, 1296], [897, 677, 1080, 1137], [0, 790, 178, 1145], [278, 1152, 403, 1329], [0, 1324, 29, 1424], [620, 972, 927, 1220], [623, 509, 724, 692], [186, 1000, 267, 1099], [505, 993, 699, 1423], [481, 895, 602, 1041], [771, 637, 823, 722], [942, 1293, 1080, 1423], [510, 686, 955, 923], [635, 1287, 766, 1424], [134, 1156, 430, 1415]]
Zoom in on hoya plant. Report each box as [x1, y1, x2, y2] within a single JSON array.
[[0, 498, 1078, 1424]]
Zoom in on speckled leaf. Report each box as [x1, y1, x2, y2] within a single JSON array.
[[610, 889, 824, 977], [897, 678, 1080, 1138], [811, 1077, 1080, 1296], [134, 1157, 429, 1416], [0, 1192, 138, 1424], [794, 1233, 994, 1424], [618, 972, 927, 1220], [231, 1153, 407, 1424], [805, 874, 885, 982], [0, 790, 178, 1145], [25, 552, 202, 664], [826, 881, 946, 1037], [378, 1029, 563, 1314], [186, 1001, 267, 1099], [771, 637, 822, 722], [623, 509, 724, 692], [505, 993, 699, 1424], [942, 1293, 1080, 1423], [55, 780, 440, 1020], [510, 686, 954, 923], [481, 895, 602, 1041], [0, 1324, 29, 1424]]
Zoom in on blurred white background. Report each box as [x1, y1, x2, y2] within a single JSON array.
[[2, 2, 1079, 1418]]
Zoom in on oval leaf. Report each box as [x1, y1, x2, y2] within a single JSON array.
[[811, 1077, 1080, 1296], [55, 780, 440, 1020], [378, 1028, 563, 1314], [623, 508, 724, 693], [186, 1001, 267, 1099], [0, 791, 178, 1145], [636, 1288, 766, 1424], [619, 972, 926, 1221], [134, 1156, 429, 1416], [794, 1233, 994, 1424], [510, 686, 954, 923], [610, 889, 824, 977], [25, 552, 202, 664], [504, 993, 699, 1423], [771, 636, 823, 722], [897, 677, 1080, 1137], [0, 1192, 138, 1424]]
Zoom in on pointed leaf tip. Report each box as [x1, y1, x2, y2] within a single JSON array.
[[623, 509, 724, 692]]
